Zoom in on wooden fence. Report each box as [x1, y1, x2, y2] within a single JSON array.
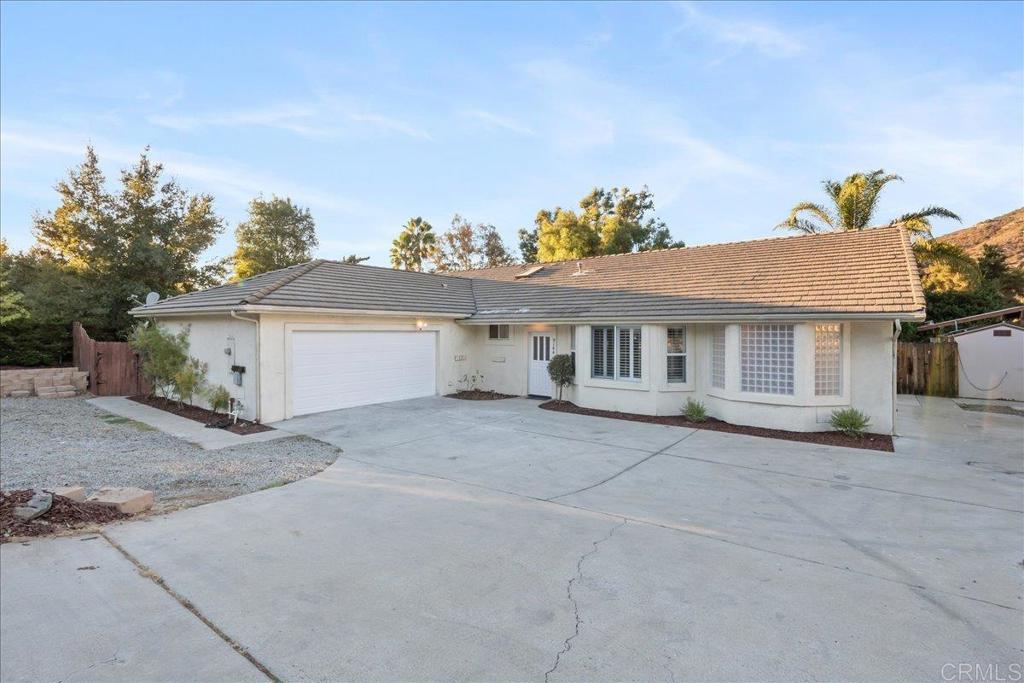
[[896, 341, 958, 397], [72, 322, 149, 396]]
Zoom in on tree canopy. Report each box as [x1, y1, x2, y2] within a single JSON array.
[[776, 169, 960, 239], [523, 186, 682, 263], [433, 215, 516, 272], [390, 217, 437, 271], [231, 195, 318, 279]]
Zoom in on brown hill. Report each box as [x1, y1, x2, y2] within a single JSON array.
[[938, 207, 1024, 267]]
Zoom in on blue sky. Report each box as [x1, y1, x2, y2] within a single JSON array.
[[2, 1, 1021, 267]]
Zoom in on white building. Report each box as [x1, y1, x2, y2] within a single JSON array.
[[949, 323, 1024, 402]]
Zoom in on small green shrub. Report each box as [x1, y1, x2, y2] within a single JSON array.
[[547, 353, 575, 401], [206, 384, 231, 413], [130, 322, 189, 398], [682, 397, 707, 422], [171, 357, 208, 407], [830, 408, 871, 437]]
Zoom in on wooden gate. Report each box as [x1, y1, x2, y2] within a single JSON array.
[[72, 322, 149, 396], [896, 341, 958, 397]]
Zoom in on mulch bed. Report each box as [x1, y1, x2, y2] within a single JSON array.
[[1, 490, 127, 543], [128, 395, 273, 435], [539, 401, 894, 452], [446, 390, 515, 401]]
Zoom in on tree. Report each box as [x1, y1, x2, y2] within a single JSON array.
[[977, 244, 1024, 301], [517, 227, 538, 263], [525, 186, 682, 263], [341, 254, 370, 265], [390, 217, 437, 271], [776, 169, 960, 239], [231, 195, 318, 279], [0, 240, 29, 326], [32, 146, 224, 337], [432, 215, 517, 271], [547, 353, 575, 402], [129, 322, 190, 399]]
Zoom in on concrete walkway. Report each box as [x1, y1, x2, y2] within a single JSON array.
[[3, 395, 1021, 681], [87, 396, 288, 450]]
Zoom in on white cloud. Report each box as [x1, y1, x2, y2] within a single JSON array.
[[459, 109, 534, 136], [149, 104, 331, 138], [672, 2, 804, 58], [347, 111, 432, 140]]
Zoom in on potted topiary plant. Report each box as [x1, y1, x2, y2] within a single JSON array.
[[547, 353, 575, 403]]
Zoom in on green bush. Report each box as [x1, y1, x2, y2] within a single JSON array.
[[547, 353, 575, 401], [129, 322, 189, 398], [682, 397, 707, 422], [206, 384, 231, 413], [830, 408, 871, 437], [172, 358, 208, 407]]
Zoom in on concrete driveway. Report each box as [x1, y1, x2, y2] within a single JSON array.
[[2, 396, 1021, 682]]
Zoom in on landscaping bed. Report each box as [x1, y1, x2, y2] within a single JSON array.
[[1, 490, 126, 543], [446, 390, 515, 400], [128, 395, 272, 434], [540, 400, 894, 452]]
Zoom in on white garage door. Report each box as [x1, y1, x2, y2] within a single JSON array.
[[291, 331, 437, 416]]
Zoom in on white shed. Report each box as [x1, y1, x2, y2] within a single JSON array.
[[949, 323, 1024, 401]]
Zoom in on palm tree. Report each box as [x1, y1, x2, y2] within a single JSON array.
[[390, 217, 437, 271], [776, 169, 960, 239]]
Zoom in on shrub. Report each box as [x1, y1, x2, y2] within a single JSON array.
[[830, 408, 871, 437], [682, 397, 707, 422], [171, 358, 208, 407], [547, 353, 575, 401], [206, 384, 231, 413], [129, 322, 189, 399]]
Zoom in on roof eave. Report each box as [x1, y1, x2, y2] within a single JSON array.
[[458, 309, 927, 325], [131, 304, 471, 319]]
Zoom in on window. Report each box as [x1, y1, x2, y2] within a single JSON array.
[[666, 327, 686, 383], [740, 324, 794, 395], [814, 324, 842, 396], [711, 325, 726, 389], [488, 324, 510, 341], [592, 326, 642, 380]]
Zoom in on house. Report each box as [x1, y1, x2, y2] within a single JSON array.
[[131, 226, 926, 434]]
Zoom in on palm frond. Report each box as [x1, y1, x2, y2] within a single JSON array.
[[776, 202, 835, 233]]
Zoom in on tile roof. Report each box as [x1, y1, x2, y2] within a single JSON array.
[[133, 226, 926, 321]]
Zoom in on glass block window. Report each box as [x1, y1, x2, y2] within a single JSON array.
[[592, 326, 641, 380], [711, 325, 726, 389], [814, 324, 842, 396], [666, 327, 686, 383], [740, 324, 794, 395]]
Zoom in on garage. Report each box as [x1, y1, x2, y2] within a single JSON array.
[[290, 330, 437, 416]]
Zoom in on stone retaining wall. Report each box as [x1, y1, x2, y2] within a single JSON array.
[[0, 368, 88, 398]]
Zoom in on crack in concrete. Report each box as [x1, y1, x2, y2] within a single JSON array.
[[544, 518, 627, 683], [547, 432, 697, 501], [99, 532, 280, 682]]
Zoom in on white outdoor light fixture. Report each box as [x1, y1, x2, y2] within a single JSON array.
[[416, 320, 428, 331]]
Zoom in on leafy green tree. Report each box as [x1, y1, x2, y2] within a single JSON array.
[[390, 217, 437, 271], [526, 186, 682, 263], [977, 244, 1024, 300], [433, 215, 517, 271], [129, 322, 190, 399], [0, 240, 29, 326], [341, 254, 370, 264], [776, 169, 960, 239], [547, 353, 574, 402], [32, 146, 224, 337], [172, 357, 208, 407], [231, 195, 318, 280], [517, 227, 538, 263]]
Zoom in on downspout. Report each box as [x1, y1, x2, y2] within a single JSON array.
[[231, 311, 261, 423], [892, 319, 902, 436]]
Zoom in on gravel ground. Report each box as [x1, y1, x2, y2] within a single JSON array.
[[0, 396, 340, 510]]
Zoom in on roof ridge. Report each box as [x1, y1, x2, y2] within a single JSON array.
[[455, 226, 906, 274], [240, 259, 327, 305]]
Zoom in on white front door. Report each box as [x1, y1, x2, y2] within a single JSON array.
[[528, 332, 554, 397], [291, 331, 437, 416]]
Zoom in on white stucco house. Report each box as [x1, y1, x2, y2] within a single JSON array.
[[948, 323, 1024, 402], [131, 226, 927, 434]]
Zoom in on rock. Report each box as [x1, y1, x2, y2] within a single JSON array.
[[87, 487, 154, 514], [13, 491, 53, 521], [46, 486, 87, 502]]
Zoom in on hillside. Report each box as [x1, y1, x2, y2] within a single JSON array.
[[938, 207, 1024, 267]]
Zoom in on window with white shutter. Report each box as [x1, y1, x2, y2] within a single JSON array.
[[592, 326, 641, 380], [666, 327, 686, 383]]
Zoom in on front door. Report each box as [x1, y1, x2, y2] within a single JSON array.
[[528, 332, 554, 397]]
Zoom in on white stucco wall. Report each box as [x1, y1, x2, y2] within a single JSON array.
[[155, 315, 258, 418], [953, 325, 1024, 401]]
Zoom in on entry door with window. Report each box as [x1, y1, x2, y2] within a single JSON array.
[[528, 332, 554, 397]]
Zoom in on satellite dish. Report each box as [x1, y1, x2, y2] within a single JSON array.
[[144, 292, 160, 306]]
